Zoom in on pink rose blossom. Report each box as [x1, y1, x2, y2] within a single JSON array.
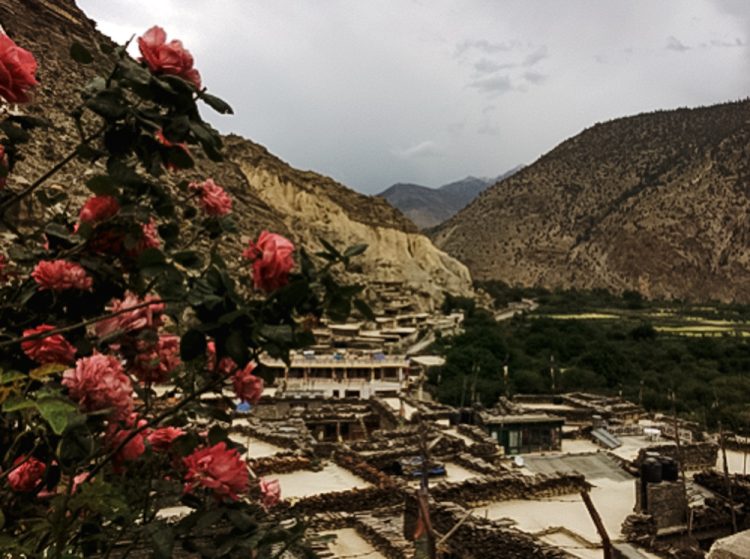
[[232, 362, 263, 404], [242, 231, 295, 292], [206, 340, 238, 375], [95, 292, 164, 340], [21, 324, 76, 364], [107, 413, 149, 473], [78, 195, 119, 225], [259, 478, 281, 509], [32, 260, 92, 292], [189, 178, 232, 216], [183, 442, 249, 501], [7, 456, 45, 492], [62, 352, 133, 420], [131, 334, 181, 383], [0, 33, 38, 104], [138, 26, 201, 88], [147, 426, 185, 452]]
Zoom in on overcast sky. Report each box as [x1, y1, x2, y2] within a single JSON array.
[[77, 0, 750, 194]]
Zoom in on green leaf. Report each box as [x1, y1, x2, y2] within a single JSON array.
[[45, 222, 74, 243], [199, 92, 234, 115], [86, 89, 127, 120], [2, 396, 36, 412], [0, 370, 26, 384], [85, 175, 119, 196], [343, 243, 368, 259], [173, 250, 203, 269], [225, 330, 248, 366], [37, 397, 77, 435], [207, 425, 228, 446], [319, 238, 341, 258], [180, 330, 207, 361], [137, 247, 166, 268], [146, 522, 175, 559], [70, 41, 94, 64], [57, 424, 94, 469]]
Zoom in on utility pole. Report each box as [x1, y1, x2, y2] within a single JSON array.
[[670, 389, 691, 535], [580, 490, 613, 559], [718, 420, 739, 534]]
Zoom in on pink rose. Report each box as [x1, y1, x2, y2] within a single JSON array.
[[241, 231, 295, 292], [0, 33, 38, 103], [147, 426, 185, 452], [259, 478, 281, 509], [131, 334, 181, 383], [107, 420, 148, 471], [232, 362, 263, 404], [126, 219, 161, 258], [32, 260, 93, 292], [183, 442, 249, 501], [78, 195, 119, 225], [206, 340, 238, 375], [189, 178, 232, 216], [62, 352, 133, 420], [21, 324, 76, 364], [7, 456, 45, 492], [138, 26, 201, 88], [95, 292, 164, 340]]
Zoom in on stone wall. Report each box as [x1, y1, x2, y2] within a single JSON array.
[[431, 502, 572, 558], [430, 471, 588, 505], [289, 486, 405, 515], [636, 442, 718, 470], [247, 454, 313, 476]]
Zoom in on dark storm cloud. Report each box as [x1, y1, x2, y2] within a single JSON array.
[[77, 0, 750, 194]]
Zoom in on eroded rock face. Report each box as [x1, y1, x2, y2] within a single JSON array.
[[225, 136, 474, 310], [432, 100, 750, 303], [0, 0, 474, 310]]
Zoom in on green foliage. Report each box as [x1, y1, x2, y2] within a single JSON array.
[[429, 293, 750, 432]]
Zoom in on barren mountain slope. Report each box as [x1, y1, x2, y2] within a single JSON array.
[[0, 0, 473, 309], [432, 100, 750, 302], [224, 136, 473, 308]]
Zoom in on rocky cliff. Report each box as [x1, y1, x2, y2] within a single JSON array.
[[432, 100, 750, 303], [0, 0, 473, 310]]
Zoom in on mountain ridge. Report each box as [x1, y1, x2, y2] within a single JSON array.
[[431, 99, 750, 303], [378, 167, 522, 229]]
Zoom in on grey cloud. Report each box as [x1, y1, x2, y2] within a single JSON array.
[[474, 58, 516, 74], [469, 74, 513, 95], [522, 45, 548, 66], [478, 121, 501, 136], [666, 35, 691, 51], [709, 38, 745, 48], [523, 71, 548, 84], [456, 39, 520, 56]]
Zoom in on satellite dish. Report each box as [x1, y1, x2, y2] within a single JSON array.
[[513, 455, 525, 468]]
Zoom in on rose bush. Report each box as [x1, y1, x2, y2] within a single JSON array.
[[0, 25, 371, 558]]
